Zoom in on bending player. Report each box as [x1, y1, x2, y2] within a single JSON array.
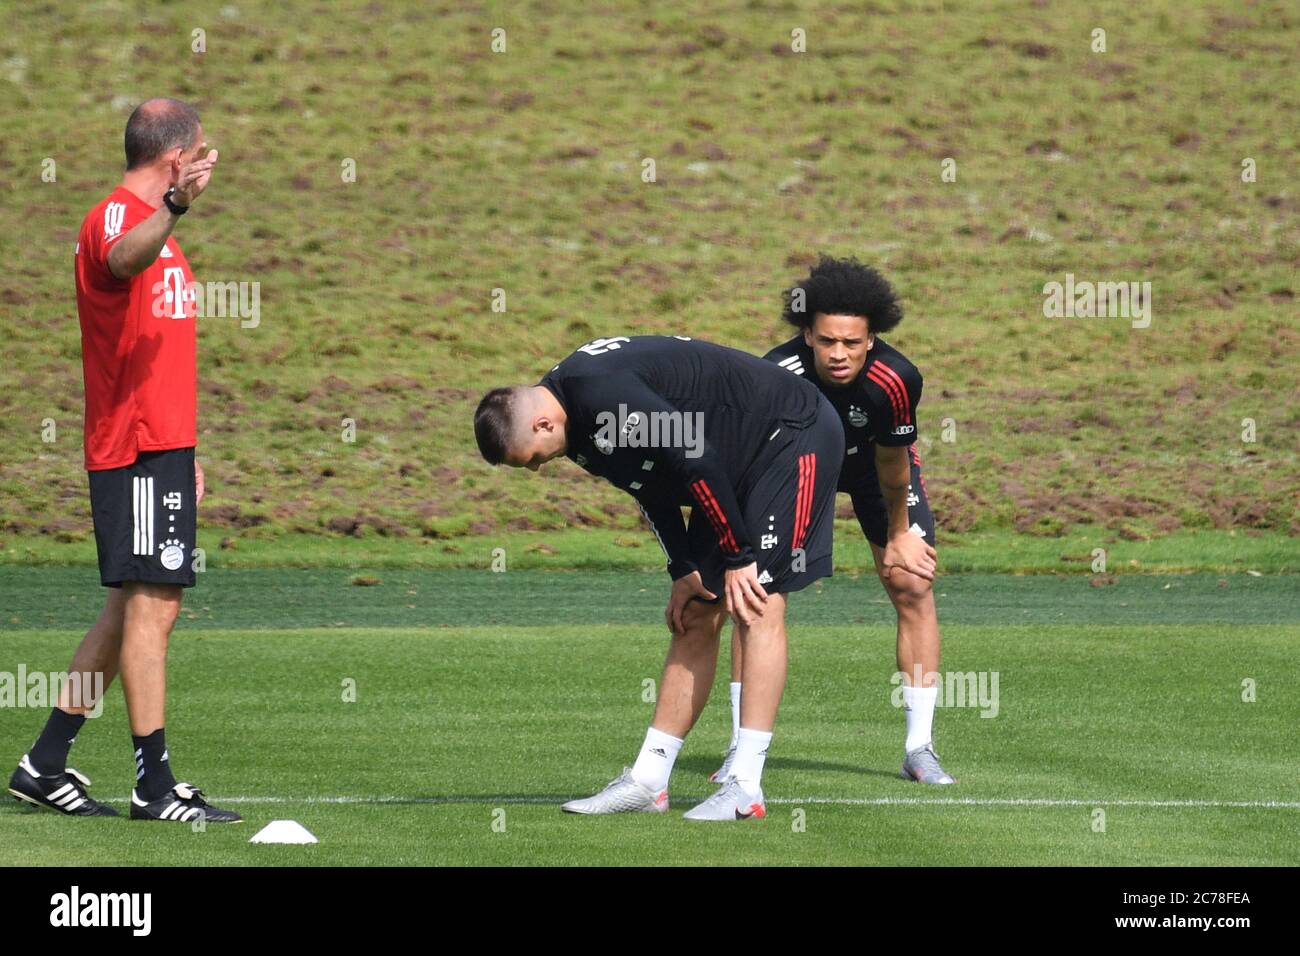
[[712, 256, 955, 785], [474, 335, 843, 820]]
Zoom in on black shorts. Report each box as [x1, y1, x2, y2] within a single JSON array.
[[88, 447, 197, 588], [691, 396, 844, 597], [847, 444, 936, 550]]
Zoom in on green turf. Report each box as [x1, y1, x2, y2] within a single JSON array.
[[1, 572, 1296, 865], [2, 567, 1297, 630], [2, 527, 1295, 576]]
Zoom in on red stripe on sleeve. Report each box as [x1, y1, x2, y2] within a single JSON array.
[[691, 479, 740, 554], [866, 365, 905, 425], [870, 363, 913, 425], [868, 366, 909, 426], [866, 366, 905, 425], [878, 364, 913, 424]]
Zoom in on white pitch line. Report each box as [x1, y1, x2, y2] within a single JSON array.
[[106, 795, 1300, 809], [769, 797, 1300, 809]]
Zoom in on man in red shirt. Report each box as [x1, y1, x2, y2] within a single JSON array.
[[8, 98, 239, 823]]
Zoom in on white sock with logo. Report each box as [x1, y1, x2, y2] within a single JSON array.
[[729, 727, 772, 793], [903, 685, 938, 753], [728, 682, 742, 748], [630, 727, 683, 792]]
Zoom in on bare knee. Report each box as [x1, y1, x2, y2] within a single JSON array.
[[123, 583, 183, 636], [881, 568, 933, 612], [679, 599, 725, 640], [733, 593, 788, 641]]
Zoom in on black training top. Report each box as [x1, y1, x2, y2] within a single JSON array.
[[763, 334, 922, 488], [539, 335, 823, 578]]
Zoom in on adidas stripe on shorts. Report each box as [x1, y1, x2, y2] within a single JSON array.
[[88, 447, 197, 588]]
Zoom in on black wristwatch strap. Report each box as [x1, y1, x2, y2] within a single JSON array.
[[163, 188, 189, 215]]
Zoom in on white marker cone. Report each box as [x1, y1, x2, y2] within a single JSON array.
[[250, 820, 318, 844]]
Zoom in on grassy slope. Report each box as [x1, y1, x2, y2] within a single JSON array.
[[1, 1, 1296, 549]]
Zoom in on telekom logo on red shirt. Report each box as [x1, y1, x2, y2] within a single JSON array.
[[149, 272, 261, 328], [155, 267, 194, 320]]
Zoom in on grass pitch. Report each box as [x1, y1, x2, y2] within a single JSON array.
[[1, 568, 1296, 866]]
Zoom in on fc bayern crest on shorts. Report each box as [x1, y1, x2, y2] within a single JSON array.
[[89, 447, 198, 588]]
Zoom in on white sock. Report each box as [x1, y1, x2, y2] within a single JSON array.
[[728, 682, 742, 748], [903, 685, 938, 753], [729, 727, 772, 792], [630, 727, 683, 792]]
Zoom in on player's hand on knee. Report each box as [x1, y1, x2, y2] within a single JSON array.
[[883, 532, 937, 582], [725, 563, 768, 626], [666, 571, 715, 635]]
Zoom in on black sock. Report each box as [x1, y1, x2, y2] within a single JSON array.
[[29, 708, 87, 775], [132, 729, 177, 801]]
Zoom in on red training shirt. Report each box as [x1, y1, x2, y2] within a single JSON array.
[[74, 186, 197, 471]]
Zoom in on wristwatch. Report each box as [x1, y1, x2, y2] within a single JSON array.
[[163, 187, 189, 215]]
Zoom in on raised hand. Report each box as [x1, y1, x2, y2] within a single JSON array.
[[173, 147, 218, 206]]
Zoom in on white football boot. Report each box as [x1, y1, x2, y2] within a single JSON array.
[[683, 777, 766, 821], [561, 768, 668, 814], [899, 743, 956, 785], [708, 744, 737, 783]]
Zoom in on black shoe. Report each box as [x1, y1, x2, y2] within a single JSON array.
[[129, 782, 242, 823], [8, 754, 119, 817]]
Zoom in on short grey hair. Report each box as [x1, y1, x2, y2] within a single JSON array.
[[124, 98, 201, 170]]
